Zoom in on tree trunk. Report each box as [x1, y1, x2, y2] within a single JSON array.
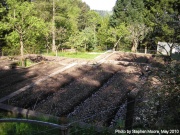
[[145, 46, 147, 54], [169, 43, 174, 57], [113, 36, 122, 51], [52, 0, 56, 53], [131, 39, 138, 53], [20, 34, 25, 67]]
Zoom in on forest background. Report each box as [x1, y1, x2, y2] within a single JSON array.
[[0, 0, 179, 58]]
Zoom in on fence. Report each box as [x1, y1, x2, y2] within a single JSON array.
[[0, 95, 178, 135], [0, 97, 178, 135]]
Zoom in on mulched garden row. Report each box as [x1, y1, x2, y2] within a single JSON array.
[[4, 65, 92, 109], [68, 71, 138, 127], [34, 64, 120, 116], [0, 62, 64, 98]]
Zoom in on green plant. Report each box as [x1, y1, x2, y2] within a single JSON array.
[[16, 59, 35, 67]]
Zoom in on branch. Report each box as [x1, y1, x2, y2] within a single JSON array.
[[158, 44, 169, 55], [113, 36, 122, 50]]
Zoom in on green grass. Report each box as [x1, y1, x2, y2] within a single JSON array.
[[43, 52, 103, 59], [0, 111, 114, 135], [16, 59, 35, 68], [0, 111, 60, 135]]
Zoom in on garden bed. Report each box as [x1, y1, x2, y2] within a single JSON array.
[[34, 64, 120, 116], [68, 70, 138, 127], [0, 62, 64, 98], [107, 52, 151, 63], [4, 65, 92, 109]]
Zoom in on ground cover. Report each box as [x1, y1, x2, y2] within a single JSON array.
[[0, 110, 60, 135]]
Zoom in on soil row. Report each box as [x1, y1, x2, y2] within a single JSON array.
[[34, 64, 120, 116], [0, 62, 64, 98], [67, 72, 138, 127], [107, 52, 150, 63], [4, 65, 92, 109]]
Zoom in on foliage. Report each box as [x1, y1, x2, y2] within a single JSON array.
[[0, 0, 179, 57], [135, 61, 180, 129], [144, 0, 180, 54], [0, 0, 48, 66], [97, 16, 130, 51], [110, 0, 145, 27], [68, 26, 96, 51], [0, 112, 60, 135], [110, 0, 148, 52]]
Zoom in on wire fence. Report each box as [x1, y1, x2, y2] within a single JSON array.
[[0, 96, 176, 135]]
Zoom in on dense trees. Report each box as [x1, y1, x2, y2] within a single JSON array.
[[0, 0, 48, 66], [110, 0, 180, 53], [110, 0, 149, 52], [110, 0, 145, 26], [144, 0, 180, 56], [0, 0, 179, 56]]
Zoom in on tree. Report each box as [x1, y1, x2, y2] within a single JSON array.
[[110, 0, 147, 52], [1, 0, 48, 66], [97, 16, 110, 50], [144, 0, 180, 56], [128, 23, 150, 52], [0, 0, 7, 55], [112, 23, 130, 51], [77, 1, 90, 31], [52, 0, 56, 53], [110, 0, 145, 27], [68, 26, 96, 52]]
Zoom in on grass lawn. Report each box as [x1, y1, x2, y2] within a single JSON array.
[[43, 52, 103, 59]]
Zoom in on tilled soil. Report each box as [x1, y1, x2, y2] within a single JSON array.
[[34, 64, 121, 116], [107, 52, 151, 63], [5, 65, 92, 109], [68, 69, 139, 127], [0, 62, 64, 98], [0, 52, 150, 128]]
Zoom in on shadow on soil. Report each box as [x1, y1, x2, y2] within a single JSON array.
[[1, 55, 176, 134], [0, 66, 33, 99], [0, 62, 136, 128]]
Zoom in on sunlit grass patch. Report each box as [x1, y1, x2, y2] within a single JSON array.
[[16, 59, 35, 67], [44, 52, 103, 59]]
